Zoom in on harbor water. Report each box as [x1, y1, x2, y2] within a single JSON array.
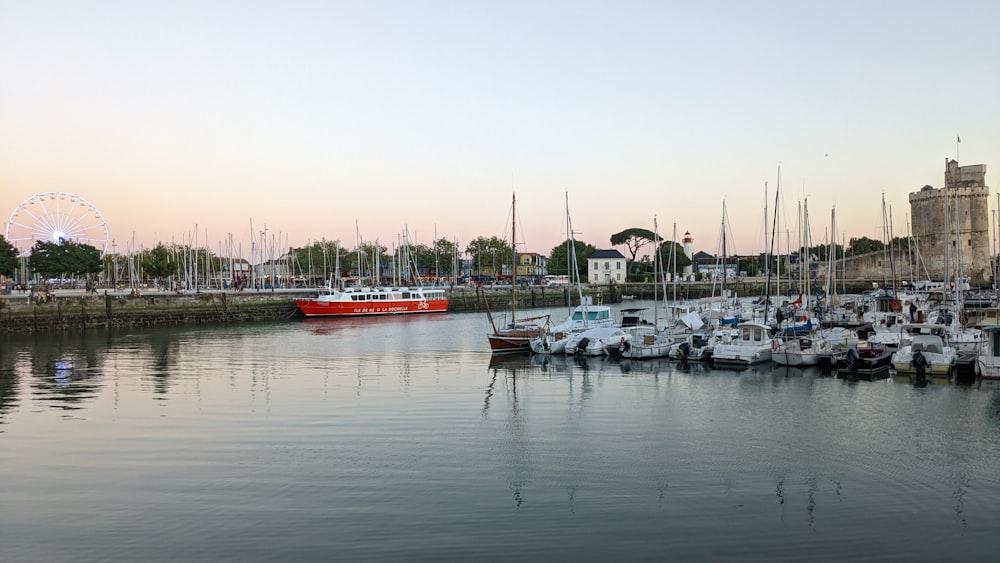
[[2, 300, 999, 561]]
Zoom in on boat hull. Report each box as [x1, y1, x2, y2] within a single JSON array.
[[489, 330, 544, 353], [772, 350, 822, 366]]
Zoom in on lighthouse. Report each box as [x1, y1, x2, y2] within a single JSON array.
[[682, 231, 694, 278]]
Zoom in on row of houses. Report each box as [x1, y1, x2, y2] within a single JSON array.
[[512, 248, 746, 284], [215, 247, 788, 288]]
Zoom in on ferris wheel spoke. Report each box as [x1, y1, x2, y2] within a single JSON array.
[[63, 209, 95, 237]]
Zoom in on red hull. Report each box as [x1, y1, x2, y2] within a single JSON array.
[[295, 298, 448, 317]]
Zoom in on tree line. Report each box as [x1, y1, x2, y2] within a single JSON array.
[[0, 231, 913, 285]]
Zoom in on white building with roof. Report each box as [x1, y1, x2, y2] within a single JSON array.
[[587, 249, 627, 284]]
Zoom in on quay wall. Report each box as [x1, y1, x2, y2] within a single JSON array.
[[0, 291, 299, 334]]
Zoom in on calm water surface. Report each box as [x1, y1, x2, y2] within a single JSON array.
[[2, 301, 1000, 561]]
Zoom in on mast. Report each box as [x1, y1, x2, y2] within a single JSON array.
[[773, 166, 782, 300], [511, 193, 517, 322], [827, 206, 836, 305], [653, 216, 660, 327], [567, 192, 584, 319], [763, 180, 769, 279], [721, 204, 727, 304], [943, 185, 950, 293], [671, 222, 678, 303], [954, 186, 963, 293]]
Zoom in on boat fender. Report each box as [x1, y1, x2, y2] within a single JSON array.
[[771, 340, 779, 351]]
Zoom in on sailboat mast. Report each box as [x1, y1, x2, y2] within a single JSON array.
[[511, 193, 517, 322], [672, 222, 678, 303], [566, 192, 584, 316], [653, 216, 660, 327]]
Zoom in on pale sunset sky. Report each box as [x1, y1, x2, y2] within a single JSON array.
[[1, 0, 998, 259]]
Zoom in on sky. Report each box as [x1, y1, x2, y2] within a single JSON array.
[[1, 0, 998, 260]]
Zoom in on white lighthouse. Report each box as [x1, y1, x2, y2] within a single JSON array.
[[682, 231, 694, 278]]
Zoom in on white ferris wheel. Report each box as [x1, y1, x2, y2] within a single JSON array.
[[5, 191, 110, 256]]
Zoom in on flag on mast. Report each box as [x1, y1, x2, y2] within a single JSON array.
[[957, 135, 961, 143]]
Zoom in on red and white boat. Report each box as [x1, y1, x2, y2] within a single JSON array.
[[294, 285, 448, 317]]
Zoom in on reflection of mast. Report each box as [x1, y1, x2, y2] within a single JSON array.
[[482, 370, 497, 417]]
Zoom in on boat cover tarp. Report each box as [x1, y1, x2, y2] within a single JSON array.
[[781, 319, 813, 335], [680, 311, 704, 331]]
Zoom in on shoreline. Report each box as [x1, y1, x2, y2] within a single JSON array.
[[0, 279, 896, 335]]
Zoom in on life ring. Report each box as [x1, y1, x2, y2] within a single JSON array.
[[771, 340, 779, 351]]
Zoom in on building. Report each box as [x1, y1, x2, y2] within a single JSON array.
[[682, 231, 694, 276], [516, 252, 548, 280], [692, 251, 738, 279], [908, 159, 990, 284], [587, 249, 627, 284]]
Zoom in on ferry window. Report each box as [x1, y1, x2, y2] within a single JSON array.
[[402, 292, 410, 299]]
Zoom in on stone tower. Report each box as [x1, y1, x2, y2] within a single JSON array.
[[908, 159, 990, 284]]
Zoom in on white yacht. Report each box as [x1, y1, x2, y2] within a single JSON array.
[[712, 321, 774, 366]]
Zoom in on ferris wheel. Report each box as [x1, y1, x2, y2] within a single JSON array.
[[5, 191, 110, 256]]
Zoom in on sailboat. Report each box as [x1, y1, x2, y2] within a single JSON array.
[[485, 193, 548, 353], [621, 217, 681, 359], [530, 193, 614, 354]]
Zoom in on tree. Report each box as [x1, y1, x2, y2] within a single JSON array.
[[289, 239, 343, 279], [465, 236, 512, 277], [656, 241, 692, 272], [846, 236, 885, 257], [0, 235, 18, 278], [143, 244, 178, 281], [547, 239, 596, 279], [610, 228, 657, 268], [431, 238, 459, 277], [28, 240, 102, 279], [738, 256, 759, 276]]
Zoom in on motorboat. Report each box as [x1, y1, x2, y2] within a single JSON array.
[[834, 344, 892, 375], [294, 285, 447, 317], [565, 327, 631, 356], [975, 325, 1000, 381], [529, 302, 614, 355], [712, 321, 774, 366], [890, 324, 956, 377]]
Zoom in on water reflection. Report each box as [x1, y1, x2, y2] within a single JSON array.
[[2, 318, 1000, 561], [25, 333, 106, 413], [0, 350, 19, 428]]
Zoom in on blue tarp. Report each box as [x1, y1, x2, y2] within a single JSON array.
[[781, 319, 813, 335]]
